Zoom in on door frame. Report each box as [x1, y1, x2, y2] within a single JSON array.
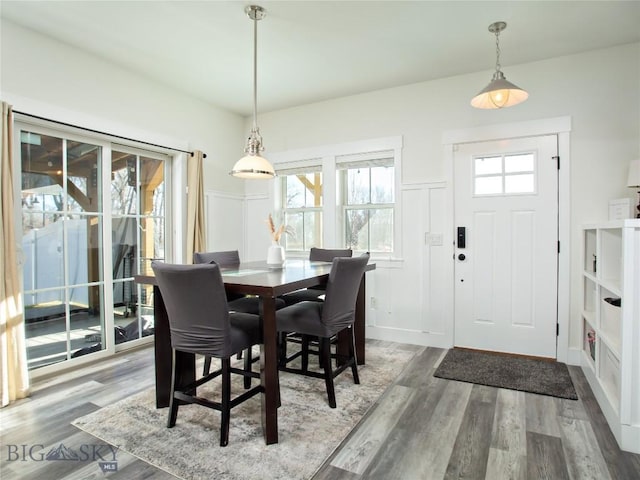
[[442, 116, 572, 363]]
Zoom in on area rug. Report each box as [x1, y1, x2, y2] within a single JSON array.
[[434, 348, 578, 400], [72, 342, 415, 480]]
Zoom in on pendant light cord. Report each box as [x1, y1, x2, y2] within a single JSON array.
[[494, 29, 502, 73], [252, 13, 258, 131]]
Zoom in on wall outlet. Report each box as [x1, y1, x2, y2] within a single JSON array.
[[370, 297, 377, 309]]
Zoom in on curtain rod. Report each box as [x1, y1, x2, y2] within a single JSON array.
[[13, 110, 207, 158]]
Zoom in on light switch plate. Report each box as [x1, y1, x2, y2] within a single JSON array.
[[427, 233, 443, 246]]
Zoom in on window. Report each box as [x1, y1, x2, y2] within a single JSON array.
[[473, 152, 536, 196], [280, 168, 323, 251], [339, 157, 394, 253]]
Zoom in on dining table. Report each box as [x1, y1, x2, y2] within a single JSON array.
[[134, 258, 375, 445]]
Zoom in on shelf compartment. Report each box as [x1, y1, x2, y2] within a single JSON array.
[[599, 228, 622, 287], [600, 292, 621, 355], [583, 228, 597, 275], [599, 342, 621, 413], [583, 318, 596, 365], [583, 276, 597, 320]]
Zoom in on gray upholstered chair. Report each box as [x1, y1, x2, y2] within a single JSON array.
[[276, 253, 369, 408], [151, 261, 262, 447], [280, 247, 353, 305], [193, 250, 284, 378], [279, 247, 353, 366]]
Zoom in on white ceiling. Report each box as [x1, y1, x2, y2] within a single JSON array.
[[2, 1, 639, 116]]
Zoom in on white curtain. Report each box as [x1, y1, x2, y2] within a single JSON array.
[[186, 150, 206, 264], [1, 101, 30, 407]]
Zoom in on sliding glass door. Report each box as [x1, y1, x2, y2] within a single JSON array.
[[18, 125, 169, 371], [110, 148, 165, 347]]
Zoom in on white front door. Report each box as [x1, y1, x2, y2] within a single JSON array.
[[454, 135, 558, 358]]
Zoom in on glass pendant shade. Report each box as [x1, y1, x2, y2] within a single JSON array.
[[231, 154, 275, 179], [471, 71, 529, 109]]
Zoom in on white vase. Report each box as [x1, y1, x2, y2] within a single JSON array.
[[267, 244, 285, 268]]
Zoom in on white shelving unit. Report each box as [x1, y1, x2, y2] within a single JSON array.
[[581, 219, 640, 454]]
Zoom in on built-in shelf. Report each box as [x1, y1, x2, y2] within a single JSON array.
[[581, 219, 640, 454]]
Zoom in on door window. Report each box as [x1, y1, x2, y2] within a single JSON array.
[[473, 152, 536, 196]]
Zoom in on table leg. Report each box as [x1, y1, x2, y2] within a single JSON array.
[[354, 275, 366, 365], [260, 295, 279, 444]]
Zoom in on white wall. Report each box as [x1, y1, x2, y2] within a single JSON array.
[[1, 19, 250, 260], [0, 19, 245, 195], [244, 43, 640, 356]]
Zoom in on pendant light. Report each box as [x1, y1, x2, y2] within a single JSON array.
[[471, 21, 528, 109], [230, 5, 275, 179]]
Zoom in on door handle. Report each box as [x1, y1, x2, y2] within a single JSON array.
[[457, 227, 466, 248]]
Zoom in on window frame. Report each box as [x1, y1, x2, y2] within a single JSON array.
[[338, 158, 395, 254], [278, 168, 324, 252]]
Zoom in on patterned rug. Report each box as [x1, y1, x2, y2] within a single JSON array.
[[434, 348, 578, 400], [73, 341, 416, 480]]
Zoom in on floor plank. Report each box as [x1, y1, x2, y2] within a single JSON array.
[[443, 385, 497, 479], [330, 384, 415, 474], [558, 416, 612, 480], [526, 431, 571, 480], [568, 366, 639, 480]]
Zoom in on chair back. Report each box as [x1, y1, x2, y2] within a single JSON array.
[[151, 261, 235, 357], [309, 247, 352, 262], [321, 253, 369, 331], [193, 250, 240, 267]]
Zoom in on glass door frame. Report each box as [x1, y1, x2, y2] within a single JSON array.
[[13, 118, 173, 379], [110, 143, 172, 354]]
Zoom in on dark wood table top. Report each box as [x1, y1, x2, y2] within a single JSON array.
[[135, 259, 375, 297]]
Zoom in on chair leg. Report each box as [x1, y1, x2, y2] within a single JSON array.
[[301, 335, 310, 373], [320, 338, 336, 408], [167, 350, 182, 428], [220, 358, 231, 447], [203, 355, 212, 376], [349, 327, 360, 384], [243, 347, 252, 389], [278, 332, 288, 367]]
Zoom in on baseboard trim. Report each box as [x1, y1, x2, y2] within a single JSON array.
[[566, 347, 583, 366], [365, 326, 450, 349]]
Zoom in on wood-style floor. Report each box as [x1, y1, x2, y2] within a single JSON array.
[[1, 342, 638, 480]]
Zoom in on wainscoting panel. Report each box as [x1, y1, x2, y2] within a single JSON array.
[[204, 190, 245, 256], [366, 183, 452, 348]]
